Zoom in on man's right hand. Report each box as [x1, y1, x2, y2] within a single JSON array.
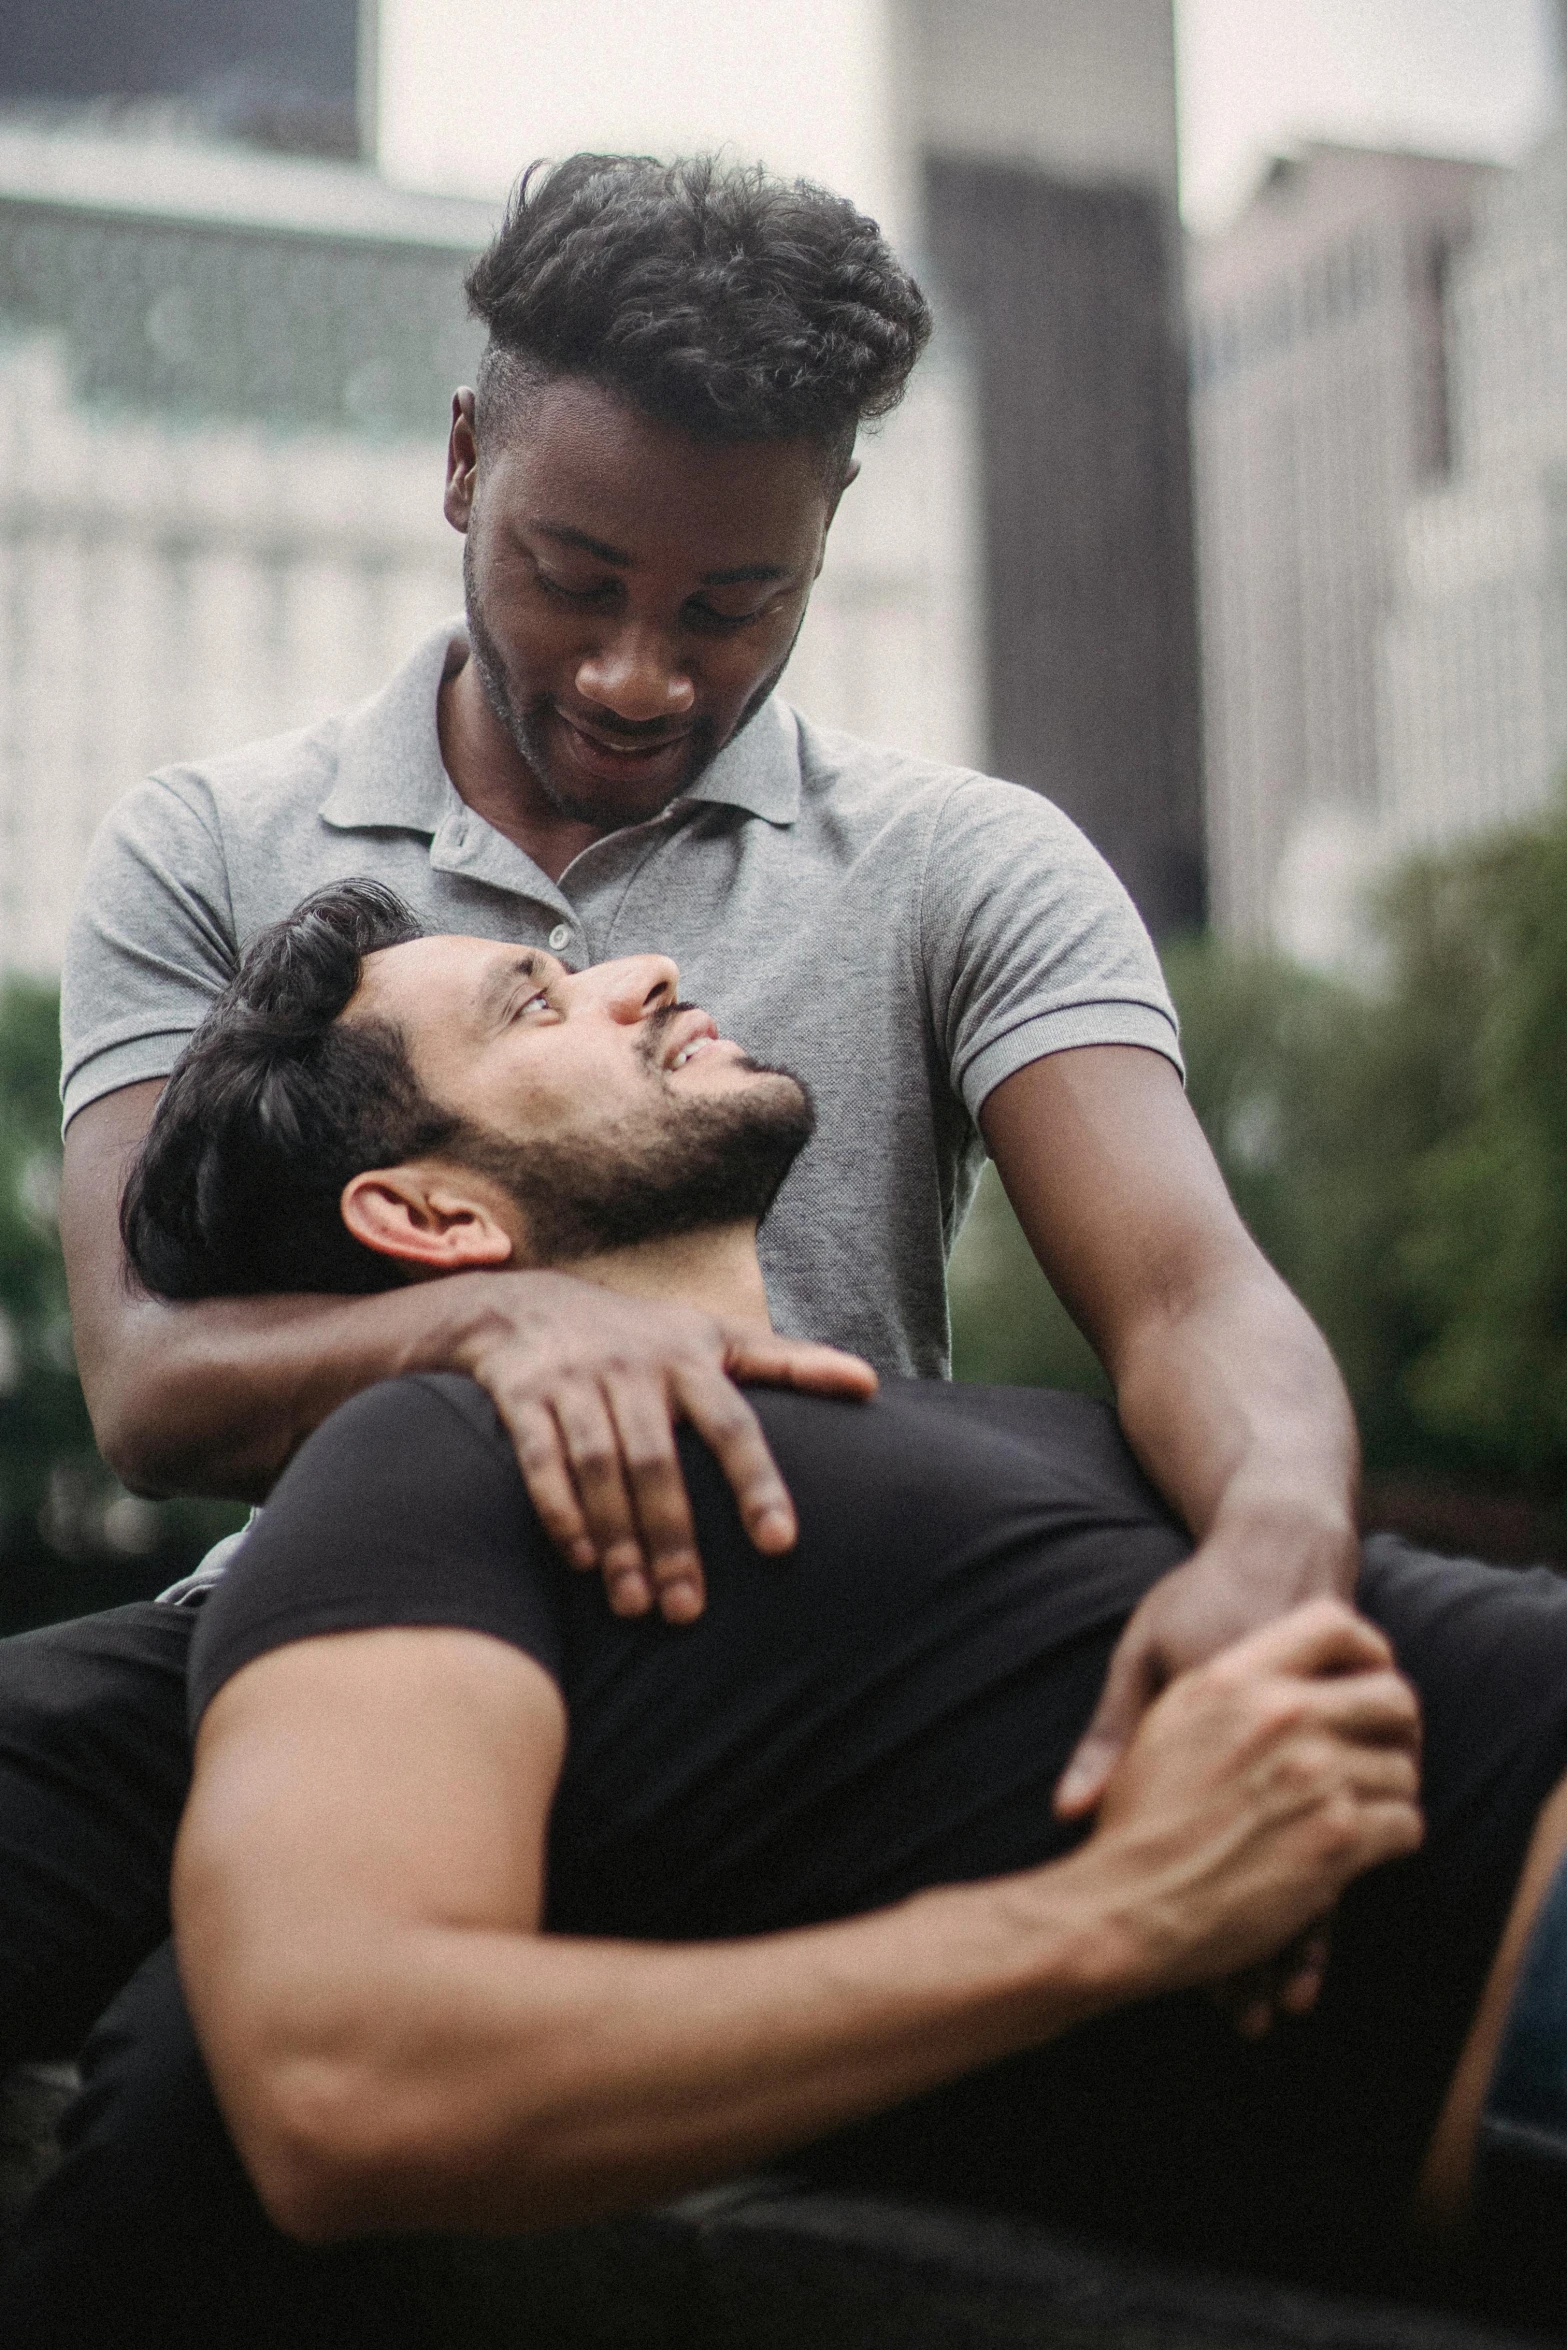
[[455, 1271, 877, 1623], [1066, 1600, 1423, 2004], [63, 1083, 875, 1623]]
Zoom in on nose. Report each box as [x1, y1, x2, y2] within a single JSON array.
[[575, 624, 695, 726], [570, 953, 680, 1025]]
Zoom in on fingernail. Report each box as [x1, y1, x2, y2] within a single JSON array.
[[660, 1579, 702, 1624], [570, 1540, 597, 1569], [753, 1510, 793, 1550], [608, 1572, 651, 1616]]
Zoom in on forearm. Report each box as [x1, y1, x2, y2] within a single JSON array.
[[199, 1868, 1130, 2242], [89, 1273, 528, 1501], [1111, 1252, 1360, 1593]]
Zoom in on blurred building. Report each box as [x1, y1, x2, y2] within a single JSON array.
[[910, 0, 1203, 935], [0, 120, 489, 974], [1381, 119, 1567, 853], [1189, 145, 1495, 953], [0, 0, 372, 158], [0, 0, 1200, 971]]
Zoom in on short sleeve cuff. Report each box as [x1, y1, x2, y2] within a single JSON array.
[[61, 1031, 195, 1130], [957, 1001, 1184, 1124]]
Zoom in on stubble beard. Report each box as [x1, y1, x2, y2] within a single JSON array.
[[462, 539, 803, 828], [451, 1017, 816, 1266]]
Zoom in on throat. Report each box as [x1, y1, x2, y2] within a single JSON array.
[[564, 1223, 773, 1330]]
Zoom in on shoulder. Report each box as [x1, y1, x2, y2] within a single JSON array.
[[786, 709, 1114, 875], [122, 709, 348, 840], [282, 1373, 514, 1497]]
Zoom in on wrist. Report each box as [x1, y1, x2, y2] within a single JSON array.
[[380, 1267, 546, 1382], [923, 1860, 1160, 2051], [1201, 1482, 1360, 1600]]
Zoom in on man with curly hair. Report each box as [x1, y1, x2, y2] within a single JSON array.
[[13, 157, 1355, 2077]]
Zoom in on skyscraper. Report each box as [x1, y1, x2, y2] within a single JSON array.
[[1381, 117, 1567, 855], [1189, 145, 1494, 951]]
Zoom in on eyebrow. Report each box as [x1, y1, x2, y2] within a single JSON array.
[[533, 523, 792, 589], [475, 951, 549, 1028]]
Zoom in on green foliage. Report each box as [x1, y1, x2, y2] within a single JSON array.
[[951, 797, 1567, 1500], [0, 981, 243, 1633], [1390, 821, 1567, 1482]]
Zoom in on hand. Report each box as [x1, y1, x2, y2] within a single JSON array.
[[459, 1272, 876, 1623], [1075, 1599, 1422, 2002], [1054, 1529, 1358, 1819]]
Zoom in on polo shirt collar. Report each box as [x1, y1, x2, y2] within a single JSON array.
[[321, 619, 802, 838]]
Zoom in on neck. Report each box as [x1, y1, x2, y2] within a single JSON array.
[[559, 1221, 773, 1329], [438, 650, 606, 884]]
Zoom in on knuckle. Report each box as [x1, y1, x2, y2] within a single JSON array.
[[624, 1443, 679, 1481], [1313, 1789, 1365, 1864], [515, 1432, 565, 1475]]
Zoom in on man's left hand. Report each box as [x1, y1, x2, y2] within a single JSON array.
[[1054, 1538, 1359, 1820], [1054, 1532, 1362, 2031]]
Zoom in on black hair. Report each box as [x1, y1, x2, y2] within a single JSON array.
[[121, 881, 453, 1300], [464, 152, 932, 476]]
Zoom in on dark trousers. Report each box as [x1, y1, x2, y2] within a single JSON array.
[[2, 1942, 436, 2348], [0, 1604, 194, 2062]]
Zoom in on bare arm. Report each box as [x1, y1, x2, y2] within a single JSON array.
[[62, 1083, 874, 1616], [981, 1047, 1361, 1811], [173, 1604, 1419, 2243]]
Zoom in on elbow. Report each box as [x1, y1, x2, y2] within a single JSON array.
[[83, 1345, 186, 1496], [237, 2050, 409, 2245]]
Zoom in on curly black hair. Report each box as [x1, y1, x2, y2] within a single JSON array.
[[464, 153, 932, 473], [121, 882, 451, 1301]]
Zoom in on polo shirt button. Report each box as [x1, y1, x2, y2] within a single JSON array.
[[548, 923, 572, 952]]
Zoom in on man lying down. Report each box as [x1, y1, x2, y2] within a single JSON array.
[[13, 879, 1567, 2342]]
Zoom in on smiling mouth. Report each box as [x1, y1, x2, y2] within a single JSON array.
[[657, 1006, 724, 1073], [559, 710, 693, 764]]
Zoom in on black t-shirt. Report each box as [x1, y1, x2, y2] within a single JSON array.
[[190, 1375, 1567, 2290], [192, 1376, 1191, 1938]]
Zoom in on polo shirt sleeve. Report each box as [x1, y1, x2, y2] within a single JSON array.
[[919, 773, 1182, 1123], [60, 770, 240, 1128]]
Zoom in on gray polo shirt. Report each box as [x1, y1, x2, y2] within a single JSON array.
[[63, 620, 1180, 1376]]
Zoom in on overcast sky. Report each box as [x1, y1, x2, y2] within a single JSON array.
[[1177, 0, 1561, 231], [378, 0, 1564, 238]]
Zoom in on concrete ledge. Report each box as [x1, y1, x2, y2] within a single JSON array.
[[425, 2180, 1554, 2350], [2, 2070, 1553, 2348]]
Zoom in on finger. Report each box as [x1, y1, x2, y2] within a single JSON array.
[[723, 1332, 878, 1399], [1351, 1794, 1425, 1873], [1055, 1633, 1163, 1819], [1216, 1597, 1394, 1685], [1310, 1668, 1422, 1752], [497, 1395, 597, 1571], [675, 1364, 798, 1555], [1278, 1923, 1333, 2016], [549, 1379, 650, 1615], [602, 1371, 706, 1624]]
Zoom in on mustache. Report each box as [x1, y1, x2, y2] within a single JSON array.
[[636, 1003, 778, 1082], [565, 705, 707, 748]]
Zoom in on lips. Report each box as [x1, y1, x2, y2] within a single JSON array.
[[555, 708, 694, 792], [661, 1008, 721, 1072]]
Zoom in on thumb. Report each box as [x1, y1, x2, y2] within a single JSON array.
[[1055, 1637, 1160, 1818], [724, 1331, 878, 1396]]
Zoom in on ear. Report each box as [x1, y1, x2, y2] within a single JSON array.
[[340, 1162, 516, 1275], [444, 387, 478, 532]]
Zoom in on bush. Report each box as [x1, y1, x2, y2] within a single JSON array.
[[951, 797, 1567, 1504], [0, 981, 244, 1634]]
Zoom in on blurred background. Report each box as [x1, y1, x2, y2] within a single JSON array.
[[0, 0, 1563, 1628]]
